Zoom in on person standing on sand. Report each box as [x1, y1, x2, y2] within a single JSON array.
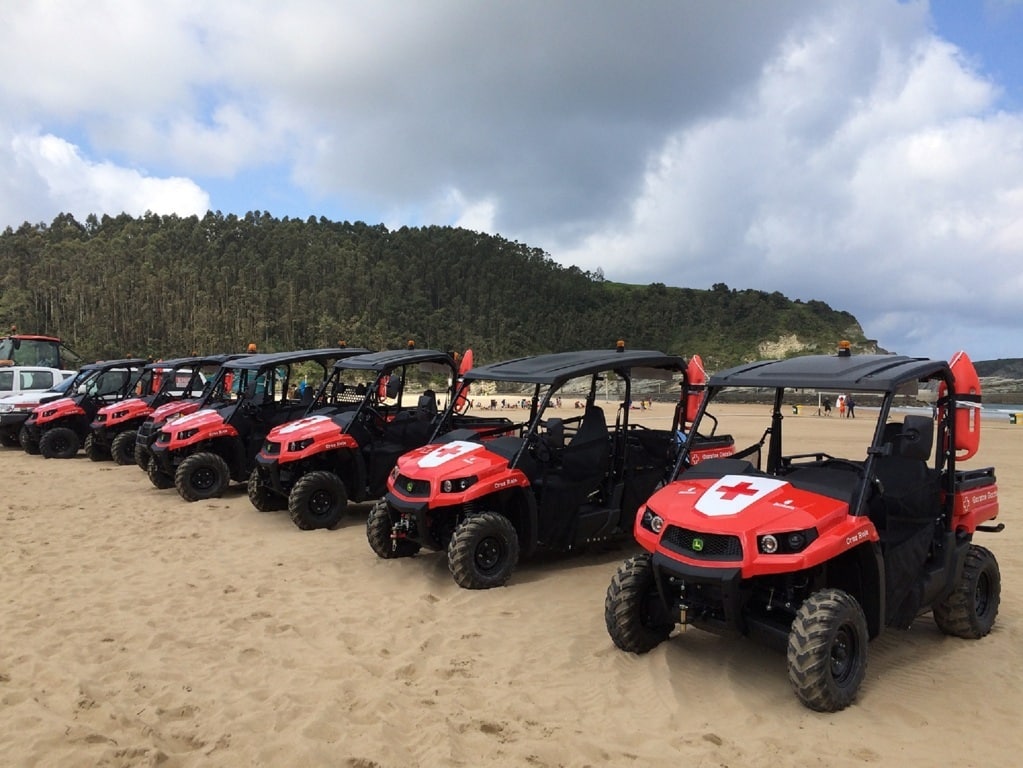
[[846, 393, 856, 418], [837, 395, 846, 418], [822, 396, 832, 416]]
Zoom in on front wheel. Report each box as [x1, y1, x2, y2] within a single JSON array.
[[787, 588, 869, 712], [605, 554, 674, 653], [0, 432, 20, 448], [447, 511, 520, 589], [111, 429, 138, 466], [135, 443, 150, 470], [84, 433, 108, 462], [40, 427, 80, 459], [932, 545, 1000, 638], [289, 471, 348, 530], [247, 467, 287, 512], [175, 451, 231, 502], [367, 500, 421, 558], [147, 456, 175, 489], [20, 425, 40, 455]]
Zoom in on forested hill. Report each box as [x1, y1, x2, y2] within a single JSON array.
[[0, 211, 872, 368]]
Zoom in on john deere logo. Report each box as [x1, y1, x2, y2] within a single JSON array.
[[406, 481, 415, 493], [692, 537, 704, 552]]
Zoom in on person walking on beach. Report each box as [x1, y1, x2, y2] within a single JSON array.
[[822, 396, 832, 416]]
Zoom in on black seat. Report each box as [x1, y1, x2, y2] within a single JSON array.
[[417, 389, 438, 420], [871, 416, 941, 627], [560, 405, 609, 481]]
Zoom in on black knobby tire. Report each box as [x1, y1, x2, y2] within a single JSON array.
[[147, 456, 175, 489], [247, 467, 287, 512], [288, 470, 348, 530], [605, 554, 674, 653], [787, 588, 869, 712], [111, 430, 138, 466], [84, 433, 108, 462], [0, 432, 20, 448], [447, 511, 520, 589], [135, 443, 150, 470], [367, 499, 420, 559], [39, 427, 80, 459], [175, 451, 231, 502], [932, 544, 1000, 639], [20, 425, 41, 455]]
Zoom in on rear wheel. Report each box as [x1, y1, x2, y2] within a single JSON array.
[[247, 467, 287, 512], [932, 545, 1000, 638], [0, 432, 20, 448], [447, 511, 520, 589], [147, 456, 175, 489], [605, 554, 674, 653], [787, 588, 868, 712], [111, 429, 138, 466], [84, 433, 108, 462], [175, 451, 231, 502], [289, 470, 348, 530], [20, 425, 40, 455], [40, 427, 80, 459], [367, 500, 420, 558]]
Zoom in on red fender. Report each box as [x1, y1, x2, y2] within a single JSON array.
[[938, 350, 982, 461], [453, 349, 474, 413]]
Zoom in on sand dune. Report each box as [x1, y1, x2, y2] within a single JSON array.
[[2, 402, 1020, 766]]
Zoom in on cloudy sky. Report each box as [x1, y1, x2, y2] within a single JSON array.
[[2, 1, 1021, 361]]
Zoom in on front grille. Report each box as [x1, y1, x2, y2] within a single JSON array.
[[394, 474, 430, 497], [662, 526, 742, 561], [138, 423, 155, 438], [95, 414, 107, 423], [156, 431, 170, 445], [263, 441, 281, 456]]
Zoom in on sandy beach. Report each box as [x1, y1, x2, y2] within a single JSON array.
[[2, 401, 1021, 767]]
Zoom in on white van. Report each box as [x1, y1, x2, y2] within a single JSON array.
[[0, 366, 77, 399]]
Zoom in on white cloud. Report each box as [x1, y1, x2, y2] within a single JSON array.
[[1, 131, 208, 226]]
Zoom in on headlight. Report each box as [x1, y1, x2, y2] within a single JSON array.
[[389, 466, 400, 482], [287, 438, 314, 452], [112, 409, 129, 420], [177, 428, 199, 441], [640, 506, 664, 534], [758, 528, 818, 554], [441, 476, 477, 493]]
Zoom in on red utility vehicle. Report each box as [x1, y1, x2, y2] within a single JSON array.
[[23, 358, 149, 459], [149, 347, 368, 501], [605, 347, 1001, 711], [89, 354, 237, 464], [373, 344, 735, 589], [250, 346, 503, 530]]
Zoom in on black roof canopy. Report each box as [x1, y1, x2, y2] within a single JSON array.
[[335, 348, 455, 372], [144, 353, 243, 371], [466, 349, 685, 386], [224, 347, 370, 371], [709, 354, 950, 394]]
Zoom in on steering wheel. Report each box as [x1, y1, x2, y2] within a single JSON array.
[[361, 405, 387, 434], [529, 434, 552, 463]]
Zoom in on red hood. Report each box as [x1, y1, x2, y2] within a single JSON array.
[[95, 397, 151, 425], [647, 473, 849, 533], [391, 440, 524, 501], [267, 414, 343, 444], [33, 396, 83, 423], [638, 472, 872, 576], [150, 398, 200, 423], [159, 407, 235, 446]]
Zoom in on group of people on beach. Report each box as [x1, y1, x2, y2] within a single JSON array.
[[821, 393, 856, 417]]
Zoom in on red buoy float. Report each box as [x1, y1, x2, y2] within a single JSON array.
[[938, 350, 982, 461]]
